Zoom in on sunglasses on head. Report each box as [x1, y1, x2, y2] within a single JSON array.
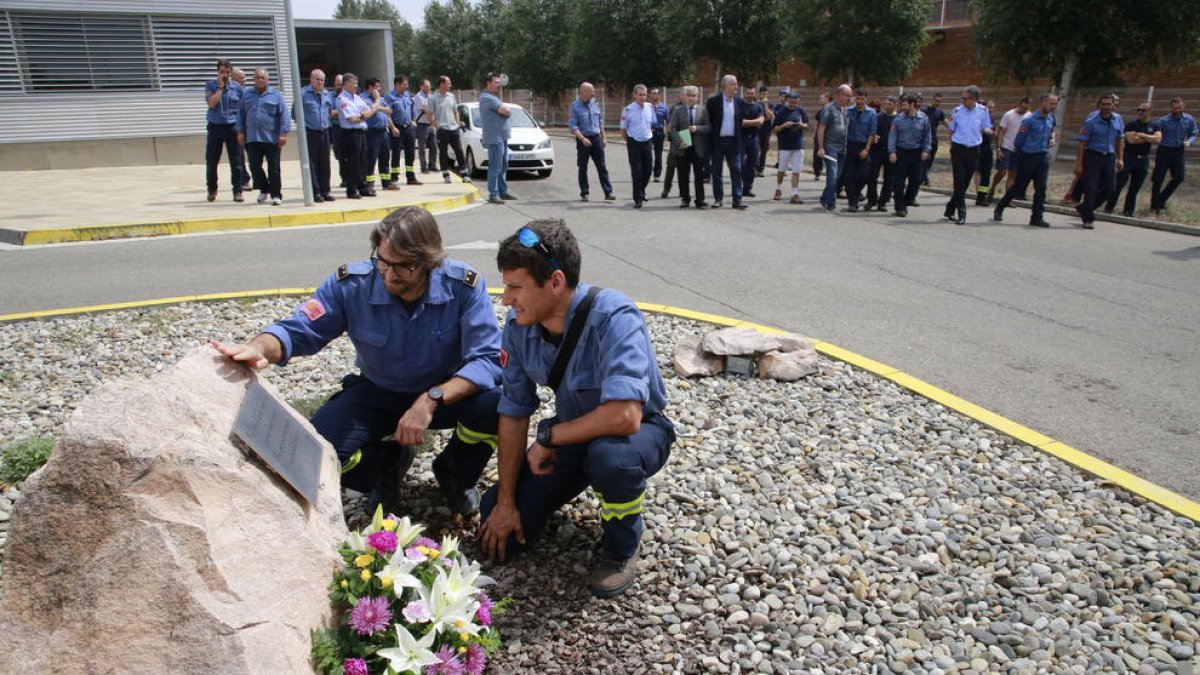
[[517, 227, 561, 271]]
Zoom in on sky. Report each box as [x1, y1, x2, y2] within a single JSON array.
[[291, 0, 433, 27]]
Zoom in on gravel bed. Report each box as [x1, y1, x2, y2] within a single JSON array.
[[1, 298, 1198, 674]]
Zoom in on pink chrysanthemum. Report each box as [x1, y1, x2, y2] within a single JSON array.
[[476, 593, 494, 627], [367, 530, 399, 555], [426, 645, 465, 675], [348, 595, 393, 636], [415, 536, 439, 550], [343, 657, 369, 675], [464, 643, 487, 675]]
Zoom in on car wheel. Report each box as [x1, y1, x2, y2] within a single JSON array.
[[536, 169, 552, 179], [466, 149, 484, 179]]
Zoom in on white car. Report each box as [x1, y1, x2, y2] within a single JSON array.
[[458, 102, 554, 179]]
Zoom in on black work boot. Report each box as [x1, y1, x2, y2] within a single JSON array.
[[364, 442, 416, 515]]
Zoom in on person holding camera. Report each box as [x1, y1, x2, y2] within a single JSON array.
[[204, 59, 246, 202]]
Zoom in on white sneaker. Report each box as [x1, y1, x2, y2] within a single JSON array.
[[271, 197, 282, 206], [443, 173, 452, 184], [256, 192, 269, 203]]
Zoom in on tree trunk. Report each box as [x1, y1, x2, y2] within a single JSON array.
[[1048, 51, 1078, 163]]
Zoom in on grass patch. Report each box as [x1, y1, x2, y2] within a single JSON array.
[[1, 436, 54, 484]]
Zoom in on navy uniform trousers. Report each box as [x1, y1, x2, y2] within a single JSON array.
[[995, 151, 1050, 223], [480, 414, 674, 561], [1078, 149, 1116, 223], [740, 133, 760, 195], [892, 148, 923, 211], [576, 133, 614, 198], [311, 373, 499, 495], [1106, 154, 1150, 215], [1150, 146, 1187, 211]]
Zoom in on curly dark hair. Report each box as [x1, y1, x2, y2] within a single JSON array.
[[496, 219, 581, 287]]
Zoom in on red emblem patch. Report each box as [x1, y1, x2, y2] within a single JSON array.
[[499, 348, 509, 368], [300, 298, 326, 322]]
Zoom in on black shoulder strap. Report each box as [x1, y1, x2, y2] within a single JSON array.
[[548, 286, 601, 392]]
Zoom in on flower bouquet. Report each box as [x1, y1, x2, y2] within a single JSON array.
[[312, 506, 507, 675]]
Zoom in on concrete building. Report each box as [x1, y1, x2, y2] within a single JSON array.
[[0, 1, 391, 170]]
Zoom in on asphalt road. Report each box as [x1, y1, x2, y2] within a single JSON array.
[[2, 137, 1198, 502]]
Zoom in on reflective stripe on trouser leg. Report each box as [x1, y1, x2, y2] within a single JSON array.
[[595, 489, 645, 521], [341, 448, 362, 474], [454, 422, 498, 450]]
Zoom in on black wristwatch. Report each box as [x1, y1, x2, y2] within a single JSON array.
[[536, 418, 556, 448], [427, 386, 445, 407]]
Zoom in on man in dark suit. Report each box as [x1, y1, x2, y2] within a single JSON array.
[[669, 85, 711, 209], [705, 74, 749, 209]]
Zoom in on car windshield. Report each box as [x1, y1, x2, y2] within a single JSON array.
[[508, 107, 537, 128]]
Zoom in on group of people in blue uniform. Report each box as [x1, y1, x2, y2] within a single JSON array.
[[214, 206, 672, 599], [571, 75, 1196, 228], [205, 59, 453, 206]]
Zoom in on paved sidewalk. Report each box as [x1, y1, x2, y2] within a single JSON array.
[[0, 161, 480, 246]]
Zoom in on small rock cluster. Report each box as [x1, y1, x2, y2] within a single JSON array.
[[675, 326, 819, 381], [1, 298, 1197, 674]]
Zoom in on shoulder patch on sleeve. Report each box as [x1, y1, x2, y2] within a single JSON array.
[[463, 269, 478, 288], [336, 264, 349, 281], [300, 298, 326, 322]]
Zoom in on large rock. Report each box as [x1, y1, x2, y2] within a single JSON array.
[[0, 346, 347, 674], [674, 334, 725, 377], [758, 348, 819, 381], [702, 326, 814, 356]]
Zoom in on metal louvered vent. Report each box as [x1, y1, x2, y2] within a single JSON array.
[[152, 16, 279, 90], [0, 13, 19, 94], [11, 12, 155, 93]]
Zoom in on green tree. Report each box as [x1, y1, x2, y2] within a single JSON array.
[[503, 0, 576, 103], [333, 0, 418, 76], [661, 0, 788, 86], [973, 0, 1200, 158], [414, 0, 495, 86], [787, 0, 931, 86], [567, 0, 687, 90]]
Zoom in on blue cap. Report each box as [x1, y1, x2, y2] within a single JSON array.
[[787, 92, 800, 99]]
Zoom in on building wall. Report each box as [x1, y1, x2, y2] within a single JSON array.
[[0, 0, 291, 155]]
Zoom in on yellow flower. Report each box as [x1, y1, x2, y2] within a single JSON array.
[[458, 646, 467, 654], [455, 619, 466, 628], [417, 546, 441, 559], [360, 569, 371, 582], [340, 580, 348, 589], [380, 575, 394, 589], [381, 519, 397, 532], [459, 633, 470, 642], [354, 554, 375, 568]]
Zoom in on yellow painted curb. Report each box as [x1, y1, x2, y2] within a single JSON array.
[[1, 289, 1195, 522], [1, 189, 478, 246]]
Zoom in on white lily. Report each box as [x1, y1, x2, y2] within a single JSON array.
[[376, 552, 423, 598], [419, 572, 482, 636], [438, 533, 461, 559], [345, 530, 369, 554], [391, 517, 424, 550], [441, 556, 495, 604], [375, 623, 440, 674]]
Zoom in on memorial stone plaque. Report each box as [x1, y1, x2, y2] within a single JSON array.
[[232, 380, 323, 504]]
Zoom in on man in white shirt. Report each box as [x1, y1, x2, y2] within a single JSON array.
[[620, 84, 656, 208], [992, 96, 1031, 200]]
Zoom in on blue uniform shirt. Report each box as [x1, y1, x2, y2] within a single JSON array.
[[364, 93, 389, 130], [620, 102, 654, 142], [337, 91, 370, 130], [568, 98, 603, 136], [888, 111, 932, 153], [949, 103, 992, 147], [1014, 110, 1056, 154], [1157, 112, 1198, 148], [1077, 112, 1123, 154], [236, 86, 291, 143], [497, 284, 667, 422], [205, 79, 244, 125], [385, 90, 414, 127], [652, 102, 669, 130], [479, 91, 511, 145], [773, 105, 808, 150], [264, 259, 502, 394], [847, 106, 877, 144], [742, 101, 764, 139], [296, 85, 332, 131]]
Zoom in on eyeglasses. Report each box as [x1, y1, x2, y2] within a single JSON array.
[[1137, 108, 1151, 112], [370, 250, 419, 276], [516, 227, 561, 271]]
